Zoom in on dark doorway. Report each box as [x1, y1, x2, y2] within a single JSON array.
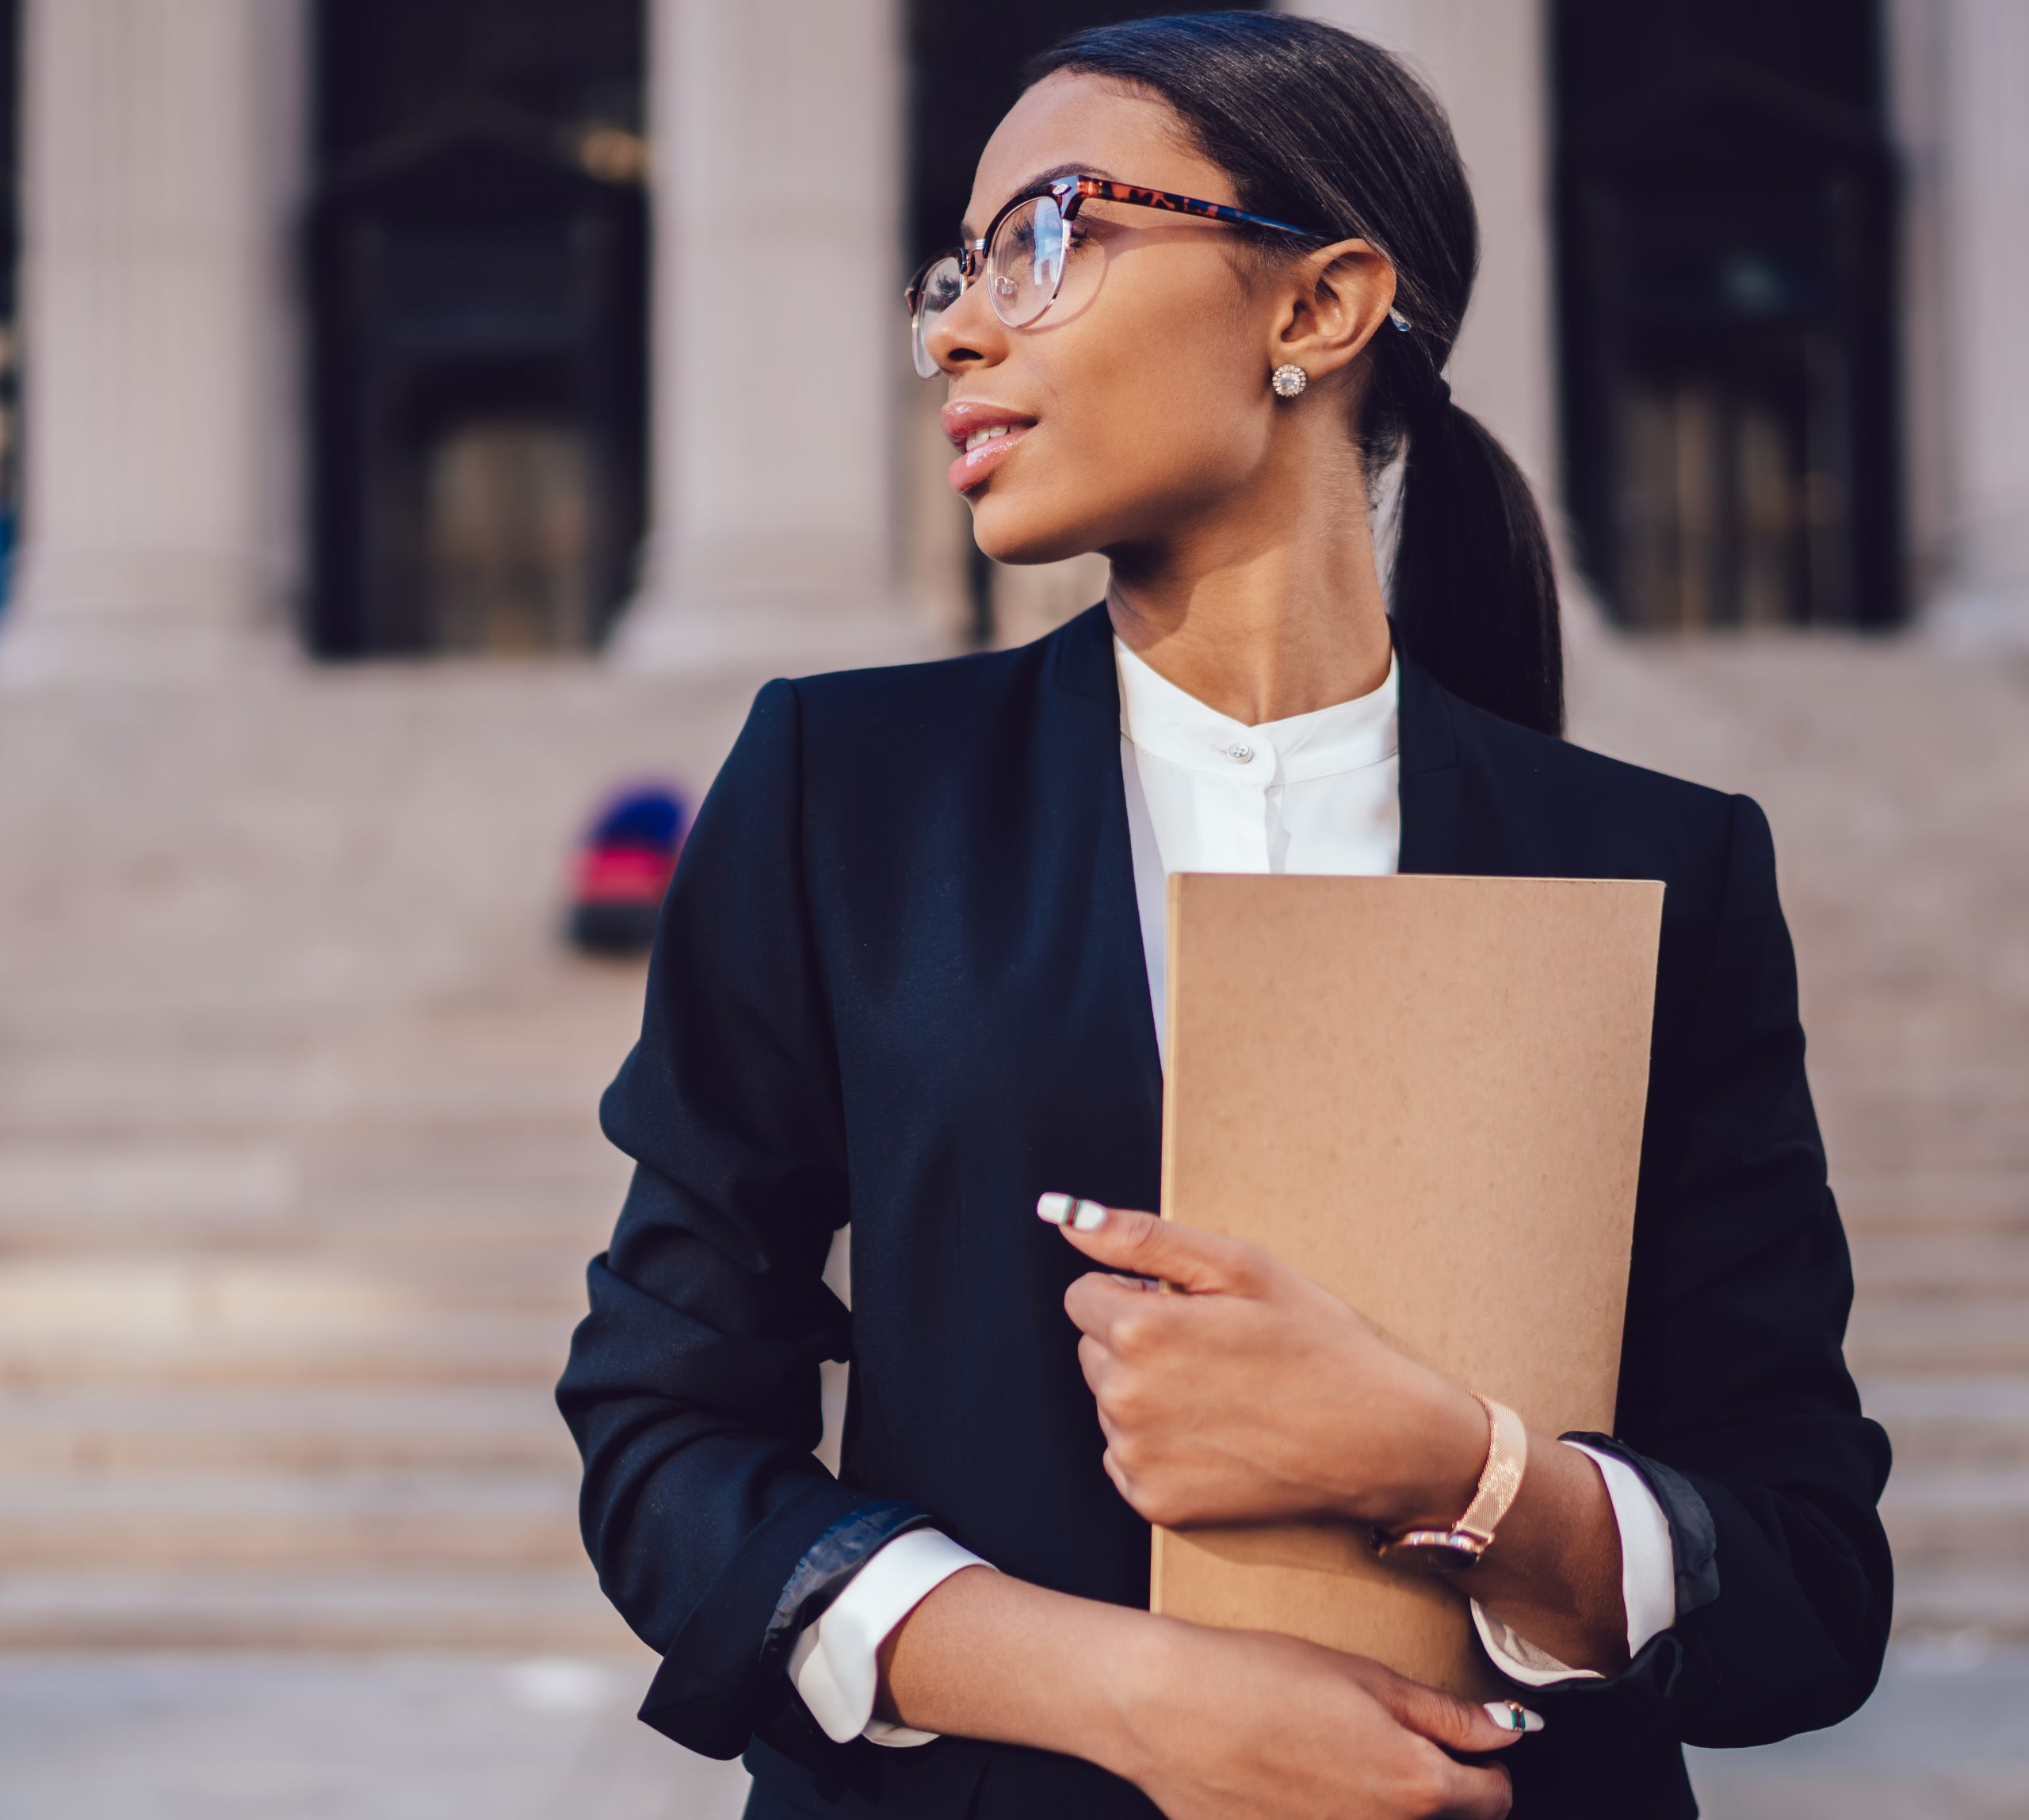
[[308, 0, 647, 657], [906, 1, 1259, 644], [1554, 1, 1901, 629]]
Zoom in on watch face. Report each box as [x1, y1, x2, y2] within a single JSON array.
[[1373, 1529, 1486, 1573]]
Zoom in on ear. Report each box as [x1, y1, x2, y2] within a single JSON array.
[[1268, 238, 1398, 385]]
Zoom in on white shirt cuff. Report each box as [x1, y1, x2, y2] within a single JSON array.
[[1469, 1440, 1679, 1685], [786, 1528, 992, 1746]]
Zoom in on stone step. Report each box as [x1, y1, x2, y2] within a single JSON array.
[[1833, 1135, 2029, 1177], [0, 1264, 588, 1390], [0, 1050, 628, 1138], [0, 1470, 582, 1568], [0, 1565, 632, 1650], [0, 1191, 621, 1260], [1836, 1172, 2029, 1236], [0, 1251, 598, 1323], [0, 1138, 628, 1237], [1879, 1466, 2029, 1563], [1893, 1563, 2029, 1642], [1821, 1087, 2029, 1133], [0, 1386, 579, 1474], [1862, 1376, 2029, 1464], [1845, 1298, 2029, 1373], [0, 1310, 571, 1389], [1849, 1230, 2029, 1294]]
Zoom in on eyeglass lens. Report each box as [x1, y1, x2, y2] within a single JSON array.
[[911, 193, 1069, 378], [911, 254, 964, 379]]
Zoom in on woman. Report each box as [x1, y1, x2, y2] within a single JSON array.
[[559, 15, 1891, 1818]]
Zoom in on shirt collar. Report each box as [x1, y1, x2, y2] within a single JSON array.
[[1114, 635, 1399, 785]]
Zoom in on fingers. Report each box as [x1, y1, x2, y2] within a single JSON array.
[[1099, 1443, 1134, 1507], [1037, 1195, 1266, 1295], [1352, 1659, 1540, 1757], [1429, 1756, 1515, 1820], [1064, 1268, 1171, 1348], [1075, 1330, 1113, 1395]]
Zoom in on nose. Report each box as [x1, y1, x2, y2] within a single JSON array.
[[921, 272, 1006, 376]]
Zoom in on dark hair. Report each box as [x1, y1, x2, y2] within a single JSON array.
[[1028, 12, 1563, 736]]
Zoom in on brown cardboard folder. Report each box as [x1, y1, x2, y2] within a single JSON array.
[[1151, 872, 1664, 1697]]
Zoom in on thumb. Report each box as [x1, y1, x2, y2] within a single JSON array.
[[1035, 1195, 1259, 1294], [1353, 1660, 1543, 1754]]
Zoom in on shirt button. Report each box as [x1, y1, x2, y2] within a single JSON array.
[[1223, 742, 1255, 763]]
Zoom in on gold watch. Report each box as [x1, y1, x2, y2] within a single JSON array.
[[1371, 1395, 1528, 1573]]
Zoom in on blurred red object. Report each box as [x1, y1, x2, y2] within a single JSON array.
[[567, 784, 687, 954]]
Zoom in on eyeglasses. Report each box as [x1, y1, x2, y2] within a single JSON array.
[[904, 174, 1318, 379]]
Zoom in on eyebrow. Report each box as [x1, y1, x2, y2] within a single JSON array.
[[959, 164, 1118, 242]]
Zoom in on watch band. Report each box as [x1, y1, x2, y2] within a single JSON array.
[[1454, 1396, 1528, 1546], [1372, 1395, 1529, 1572]]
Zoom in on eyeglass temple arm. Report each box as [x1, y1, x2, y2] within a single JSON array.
[[907, 177, 1316, 306], [1064, 177, 1314, 239]]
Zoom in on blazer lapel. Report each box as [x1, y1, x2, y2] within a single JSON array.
[[1048, 602, 1166, 1099], [1397, 650, 1482, 878]]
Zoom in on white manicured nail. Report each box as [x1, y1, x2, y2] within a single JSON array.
[[1484, 1701, 1545, 1734], [1036, 1193, 1076, 1225], [1072, 1199, 1109, 1232]]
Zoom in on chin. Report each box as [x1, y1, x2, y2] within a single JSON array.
[[969, 488, 1113, 568]]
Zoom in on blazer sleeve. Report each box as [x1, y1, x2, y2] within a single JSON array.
[[1527, 793, 1893, 1746], [556, 679, 919, 1760]]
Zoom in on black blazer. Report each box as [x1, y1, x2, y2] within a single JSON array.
[[559, 604, 1891, 1820]]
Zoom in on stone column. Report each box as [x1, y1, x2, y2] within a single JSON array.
[[2, 0, 307, 685], [1895, 0, 2029, 642], [613, 0, 929, 673]]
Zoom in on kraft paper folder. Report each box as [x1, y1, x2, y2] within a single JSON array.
[[1151, 873, 1664, 1698]]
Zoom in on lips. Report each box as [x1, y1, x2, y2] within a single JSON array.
[[942, 400, 1037, 495]]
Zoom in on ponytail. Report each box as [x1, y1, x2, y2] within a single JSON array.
[[1030, 11, 1565, 736], [1391, 390, 1564, 735]]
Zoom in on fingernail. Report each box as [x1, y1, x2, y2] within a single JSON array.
[[1037, 1194, 1110, 1232], [1483, 1701, 1546, 1734]]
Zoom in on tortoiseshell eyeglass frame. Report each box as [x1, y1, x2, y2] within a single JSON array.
[[904, 174, 1318, 348]]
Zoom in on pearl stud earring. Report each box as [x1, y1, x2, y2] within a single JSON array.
[[1271, 363, 1309, 399]]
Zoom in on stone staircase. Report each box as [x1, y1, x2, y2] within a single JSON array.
[[0, 662, 758, 1650], [1570, 626, 2029, 1644], [0, 629, 2023, 1652]]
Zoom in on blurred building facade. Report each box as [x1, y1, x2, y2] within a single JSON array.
[[0, 0, 2024, 681]]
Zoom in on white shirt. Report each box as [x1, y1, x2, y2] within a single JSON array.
[[789, 637, 1679, 1745]]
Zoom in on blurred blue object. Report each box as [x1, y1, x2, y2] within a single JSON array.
[[590, 786, 685, 851], [567, 782, 688, 955]]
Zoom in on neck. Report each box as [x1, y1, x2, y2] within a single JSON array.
[[1102, 444, 1393, 725]]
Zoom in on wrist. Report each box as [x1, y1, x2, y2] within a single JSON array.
[[881, 1569, 1182, 1770], [1357, 1370, 1490, 1533], [1087, 1609, 1199, 1788]]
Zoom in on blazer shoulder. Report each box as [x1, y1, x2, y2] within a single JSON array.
[[1451, 686, 1741, 844], [1427, 683, 1761, 914], [781, 621, 1072, 754]]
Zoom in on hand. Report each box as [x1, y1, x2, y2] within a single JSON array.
[[1042, 1195, 1634, 1672], [1115, 1619, 1529, 1820], [1043, 1195, 1487, 1532], [877, 1562, 1537, 1820]]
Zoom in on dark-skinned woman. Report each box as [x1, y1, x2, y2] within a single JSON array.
[[558, 14, 1891, 1818]]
